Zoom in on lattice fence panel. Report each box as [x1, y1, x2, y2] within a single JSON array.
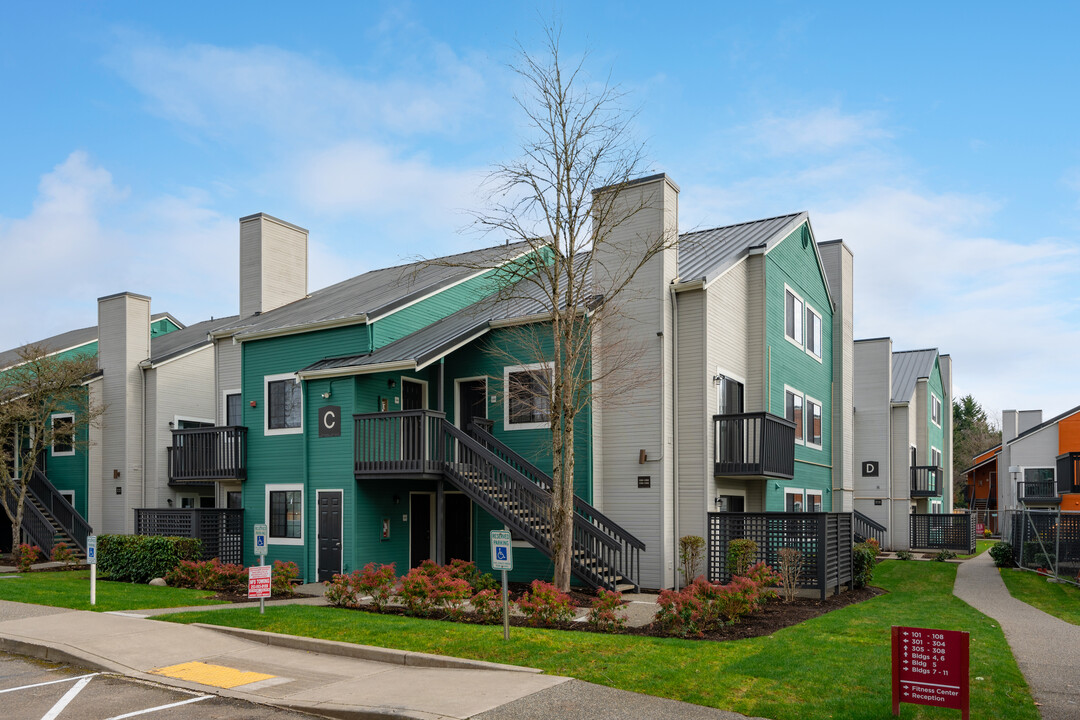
[[910, 513, 975, 552]]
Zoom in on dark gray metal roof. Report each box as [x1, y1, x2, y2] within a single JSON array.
[[222, 241, 534, 340], [301, 278, 556, 376], [677, 212, 807, 284], [891, 349, 939, 403], [148, 315, 240, 364], [0, 325, 99, 370]]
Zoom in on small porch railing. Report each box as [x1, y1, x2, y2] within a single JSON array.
[[354, 410, 446, 478], [713, 412, 795, 478], [910, 466, 942, 497], [168, 426, 247, 482], [134, 508, 243, 565], [1018, 480, 1060, 504], [853, 509, 887, 547]]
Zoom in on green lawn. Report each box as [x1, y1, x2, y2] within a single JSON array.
[[1000, 568, 1080, 625], [0, 570, 221, 612], [162, 561, 1037, 720], [957, 539, 997, 560]]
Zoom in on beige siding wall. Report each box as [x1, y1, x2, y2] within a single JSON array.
[[593, 175, 678, 589], [939, 355, 954, 513], [86, 378, 104, 532], [215, 339, 242, 423], [675, 289, 706, 543], [890, 404, 916, 549], [852, 339, 892, 540], [144, 348, 217, 508], [745, 253, 767, 412], [819, 243, 854, 510]]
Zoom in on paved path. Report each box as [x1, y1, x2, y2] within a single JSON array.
[[954, 552, 1080, 720]]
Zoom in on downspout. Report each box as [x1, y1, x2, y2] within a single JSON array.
[[670, 283, 680, 590], [301, 376, 310, 581], [141, 364, 147, 514]]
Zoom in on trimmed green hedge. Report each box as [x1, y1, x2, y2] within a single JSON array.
[[98, 535, 203, 583]]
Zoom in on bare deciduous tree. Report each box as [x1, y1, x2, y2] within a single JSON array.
[[425, 26, 675, 591], [0, 344, 102, 553]]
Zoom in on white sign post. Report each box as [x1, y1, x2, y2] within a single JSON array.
[[87, 535, 97, 606], [490, 530, 513, 640], [253, 524, 268, 614]]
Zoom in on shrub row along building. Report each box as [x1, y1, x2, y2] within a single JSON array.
[[2, 174, 954, 589]]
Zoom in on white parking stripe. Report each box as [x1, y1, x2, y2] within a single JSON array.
[[0, 673, 99, 694], [104, 694, 212, 719], [40, 675, 93, 720]]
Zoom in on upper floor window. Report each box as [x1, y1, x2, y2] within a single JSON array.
[[265, 374, 302, 435], [51, 414, 75, 456], [785, 388, 804, 444], [805, 306, 822, 360], [931, 394, 942, 427], [806, 397, 822, 447], [504, 363, 552, 430], [785, 287, 804, 346], [931, 447, 942, 469]]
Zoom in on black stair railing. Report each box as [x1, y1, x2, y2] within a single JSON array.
[[467, 422, 644, 584], [853, 509, 886, 546], [28, 469, 90, 553], [441, 421, 637, 591], [5, 487, 58, 555]]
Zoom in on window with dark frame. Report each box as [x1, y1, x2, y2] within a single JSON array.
[[806, 308, 822, 359], [807, 399, 822, 446], [269, 489, 302, 538], [931, 394, 942, 425], [52, 415, 74, 454], [268, 379, 302, 430], [507, 367, 551, 426], [785, 490, 804, 512], [785, 390, 804, 441], [226, 393, 242, 426], [808, 492, 822, 512], [785, 289, 803, 344]]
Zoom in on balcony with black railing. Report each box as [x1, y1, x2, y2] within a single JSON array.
[[1018, 480, 1061, 504], [910, 465, 942, 497], [168, 426, 247, 482], [354, 409, 446, 479], [713, 412, 795, 479]]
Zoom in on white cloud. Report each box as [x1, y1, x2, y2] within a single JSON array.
[[746, 107, 890, 157]]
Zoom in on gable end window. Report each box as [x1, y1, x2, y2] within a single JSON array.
[[805, 397, 822, 447], [785, 388, 804, 444], [805, 306, 822, 360], [265, 374, 302, 435], [504, 363, 552, 430], [51, 414, 75, 456], [785, 287, 804, 346], [931, 394, 942, 427]]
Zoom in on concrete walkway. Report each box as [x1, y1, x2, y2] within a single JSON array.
[[0, 599, 756, 720], [954, 551, 1080, 720]]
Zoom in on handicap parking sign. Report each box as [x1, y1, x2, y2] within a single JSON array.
[[490, 530, 512, 571], [496, 546, 507, 562], [254, 523, 268, 556]]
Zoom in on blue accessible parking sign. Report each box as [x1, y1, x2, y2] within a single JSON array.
[[490, 530, 513, 571]]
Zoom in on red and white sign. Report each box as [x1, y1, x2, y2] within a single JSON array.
[[248, 565, 272, 599], [892, 626, 969, 719]]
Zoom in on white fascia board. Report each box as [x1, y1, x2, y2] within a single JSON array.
[[415, 327, 492, 372], [297, 359, 416, 381], [0, 340, 98, 373], [489, 312, 555, 329], [139, 344, 213, 370]]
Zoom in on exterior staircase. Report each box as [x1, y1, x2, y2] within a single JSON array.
[[353, 409, 645, 592], [972, 497, 989, 526], [853, 509, 887, 547], [11, 469, 91, 559]]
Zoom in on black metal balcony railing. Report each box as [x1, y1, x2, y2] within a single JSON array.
[[354, 410, 446, 477], [1018, 480, 1060, 504], [910, 466, 942, 497], [713, 412, 795, 479], [168, 426, 247, 482]]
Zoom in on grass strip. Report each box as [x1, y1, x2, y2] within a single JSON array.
[[999, 567, 1080, 625], [162, 561, 1037, 720], [956, 539, 996, 560], [0, 570, 219, 611]]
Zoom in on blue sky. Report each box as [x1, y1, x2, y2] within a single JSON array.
[[1, 2, 1078, 422]]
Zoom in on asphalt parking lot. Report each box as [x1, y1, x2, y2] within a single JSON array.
[[0, 652, 317, 720]]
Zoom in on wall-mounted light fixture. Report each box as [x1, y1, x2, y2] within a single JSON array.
[[168, 421, 174, 428], [321, 392, 331, 399], [387, 378, 397, 389], [167, 498, 173, 507]]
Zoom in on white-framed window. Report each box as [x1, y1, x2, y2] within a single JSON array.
[[266, 483, 303, 545], [785, 386, 804, 444], [265, 373, 303, 435], [805, 396, 823, 448], [50, 413, 75, 456], [784, 286, 804, 347], [931, 393, 942, 427], [808, 491, 823, 512], [805, 304, 823, 361], [930, 446, 942, 469], [504, 362, 552, 430], [784, 487, 805, 512]]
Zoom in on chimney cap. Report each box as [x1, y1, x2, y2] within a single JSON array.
[[239, 212, 309, 234]]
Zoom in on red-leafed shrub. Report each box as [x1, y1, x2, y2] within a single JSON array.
[[354, 562, 396, 610], [272, 560, 299, 596], [516, 580, 575, 626], [399, 561, 471, 617], [587, 588, 626, 632], [470, 588, 504, 624], [15, 544, 40, 572]]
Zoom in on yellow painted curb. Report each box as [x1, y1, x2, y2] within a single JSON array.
[[149, 661, 275, 689]]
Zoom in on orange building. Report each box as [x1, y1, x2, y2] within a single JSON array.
[[962, 445, 1000, 533]]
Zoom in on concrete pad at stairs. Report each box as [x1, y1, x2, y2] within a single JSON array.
[[0, 603, 569, 720], [954, 552, 1080, 720]]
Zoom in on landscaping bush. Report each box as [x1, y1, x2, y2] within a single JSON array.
[[896, 550, 914, 561], [863, 537, 880, 555], [97, 535, 202, 583], [516, 580, 575, 626], [933, 549, 957, 562], [679, 535, 705, 583], [852, 541, 878, 588], [741, 561, 781, 601], [983, 528, 993, 538], [164, 558, 248, 593], [15, 544, 40, 572], [50, 542, 77, 566], [272, 560, 299, 596], [1022, 541, 1054, 567], [354, 562, 395, 610], [399, 561, 471, 617], [777, 547, 805, 602], [655, 583, 707, 637], [989, 542, 1014, 567], [442, 558, 497, 593], [587, 588, 626, 632], [325, 571, 362, 608], [655, 572, 777, 637], [727, 538, 758, 578], [469, 588, 504, 624]]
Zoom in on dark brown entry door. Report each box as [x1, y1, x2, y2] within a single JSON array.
[[410, 493, 432, 567], [317, 491, 342, 582], [457, 379, 486, 430], [445, 494, 472, 562]]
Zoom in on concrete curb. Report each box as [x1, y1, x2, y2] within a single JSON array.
[[191, 623, 542, 674]]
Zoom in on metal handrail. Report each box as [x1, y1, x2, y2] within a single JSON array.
[[28, 469, 91, 552]]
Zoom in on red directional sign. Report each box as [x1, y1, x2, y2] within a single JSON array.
[[248, 565, 272, 599], [892, 626, 969, 719]]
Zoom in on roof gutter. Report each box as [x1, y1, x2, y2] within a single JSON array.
[[234, 314, 369, 343], [297, 359, 416, 381]]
